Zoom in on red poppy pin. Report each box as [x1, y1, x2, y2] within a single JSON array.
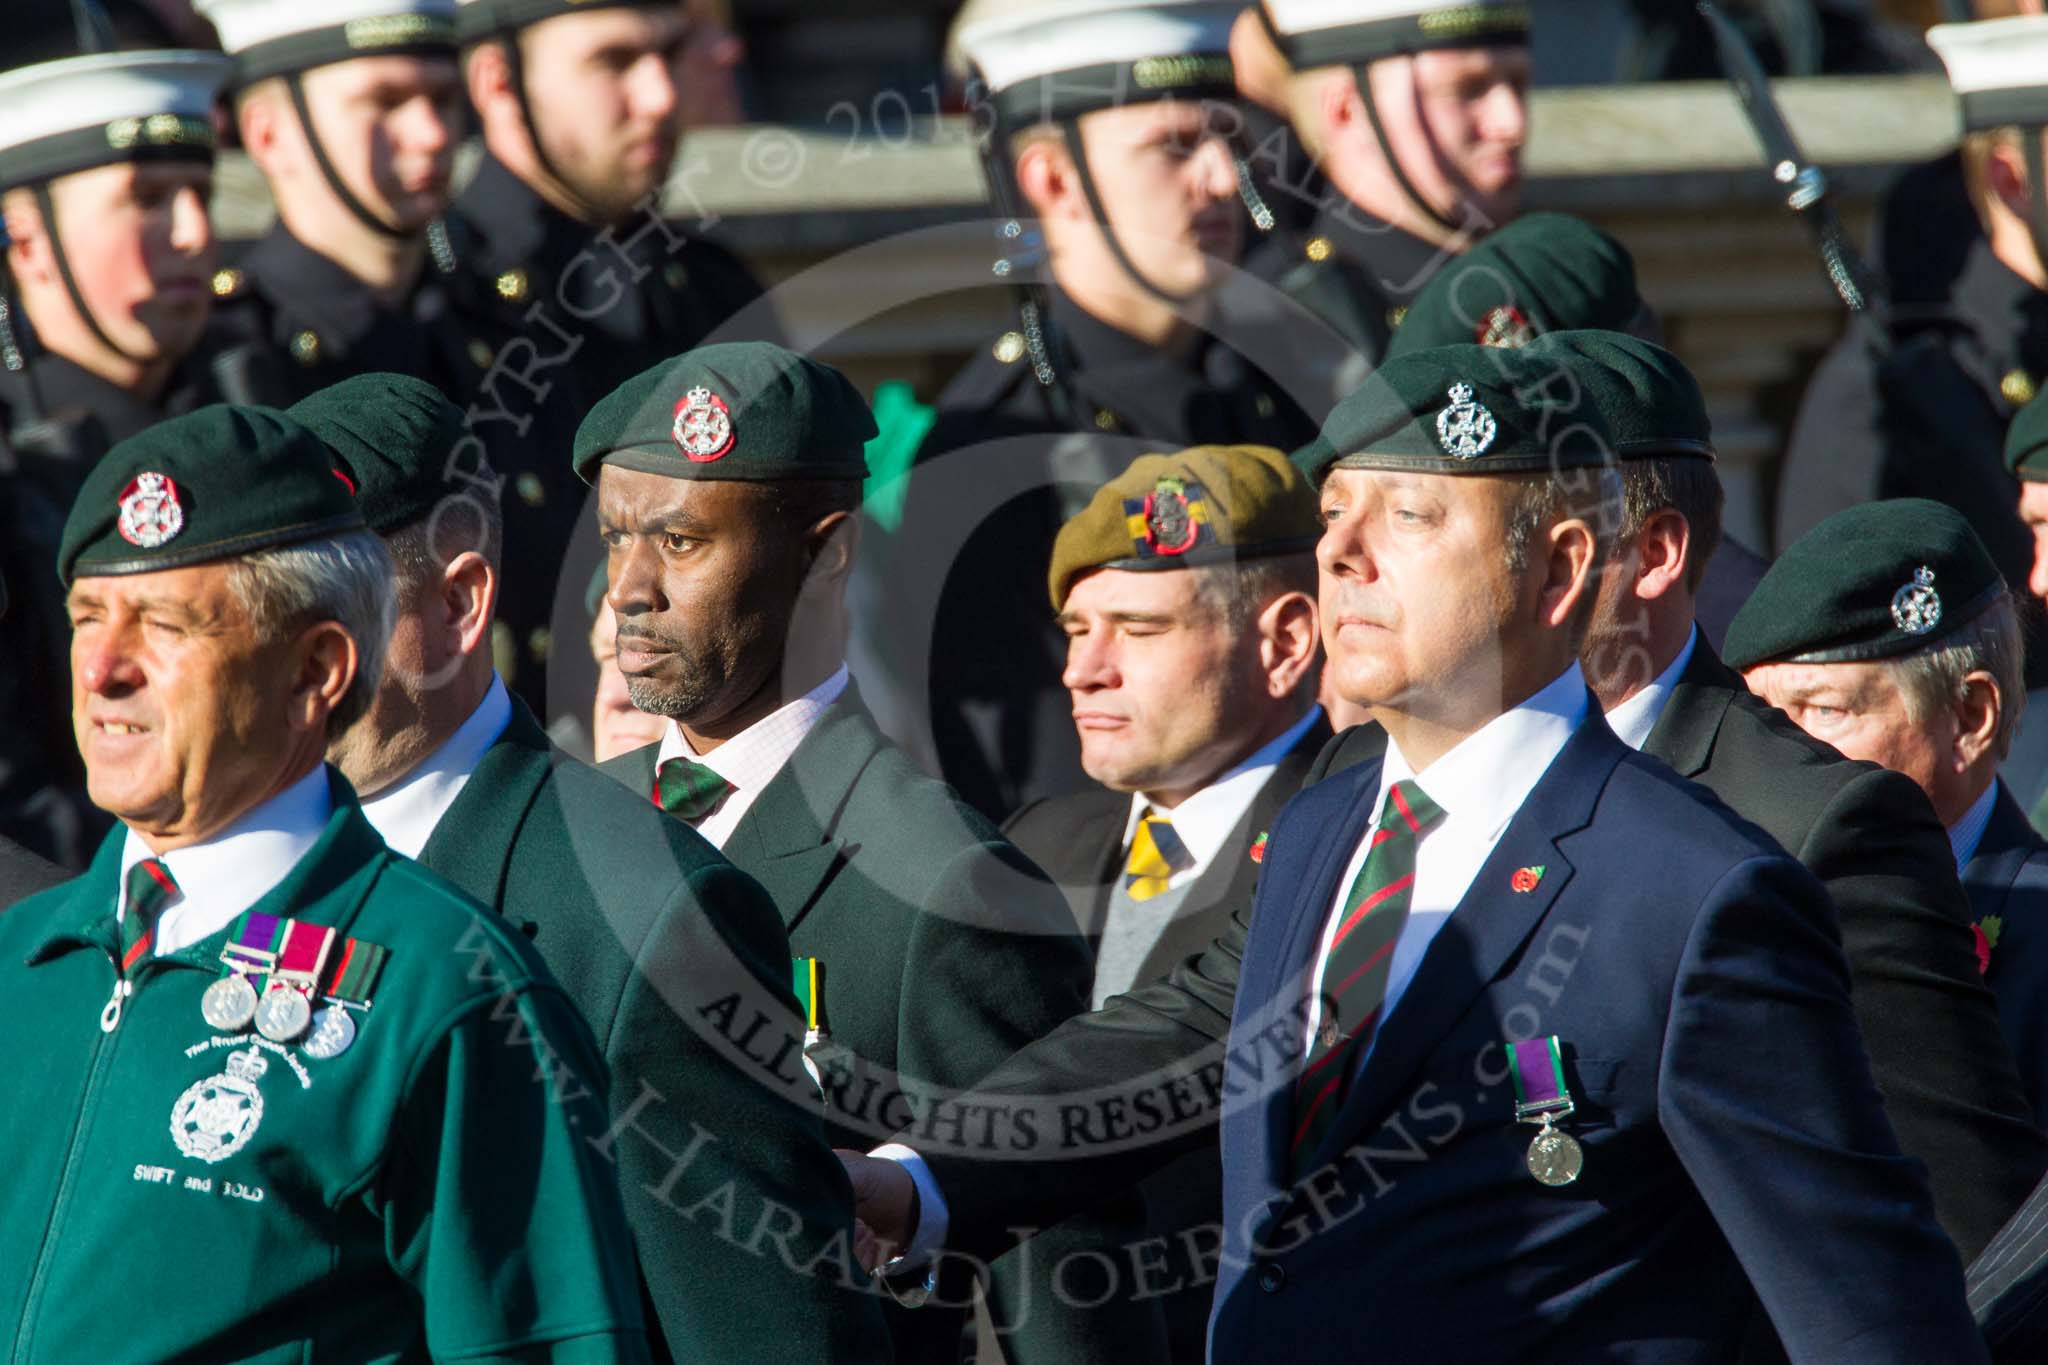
[[1975, 917, 2003, 975], [1249, 831, 1269, 864], [1511, 865, 1545, 894]]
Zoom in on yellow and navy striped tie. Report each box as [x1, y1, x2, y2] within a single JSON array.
[[1124, 811, 1195, 902]]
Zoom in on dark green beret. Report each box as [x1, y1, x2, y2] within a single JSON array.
[[1524, 330, 1713, 461], [1292, 342, 1617, 482], [1386, 214, 1641, 360], [573, 342, 876, 486], [1723, 498, 2005, 669], [2006, 390, 2048, 483], [59, 405, 364, 586], [289, 372, 475, 535], [1047, 445, 1321, 610]]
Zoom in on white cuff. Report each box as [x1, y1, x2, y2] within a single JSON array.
[[870, 1143, 949, 1270]]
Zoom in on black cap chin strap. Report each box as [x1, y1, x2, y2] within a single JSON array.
[[32, 185, 145, 365], [1353, 58, 1464, 239], [1056, 114, 1216, 310], [498, 33, 603, 223], [972, 90, 1077, 424], [285, 73, 412, 241]]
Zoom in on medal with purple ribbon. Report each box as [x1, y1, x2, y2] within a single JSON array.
[[201, 911, 286, 1033], [1507, 1035, 1583, 1187], [254, 920, 336, 1044]]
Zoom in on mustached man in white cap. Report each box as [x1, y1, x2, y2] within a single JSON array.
[[872, 0, 1320, 833], [1244, 0, 1531, 367], [1778, 11, 2048, 607], [0, 44, 230, 872], [195, 0, 494, 405]]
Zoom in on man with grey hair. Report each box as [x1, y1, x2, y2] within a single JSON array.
[[1734, 499, 2048, 1129], [0, 405, 652, 1360]]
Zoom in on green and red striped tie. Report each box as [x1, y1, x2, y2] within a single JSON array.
[[1291, 779, 1445, 1173], [120, 858, 180, 974]]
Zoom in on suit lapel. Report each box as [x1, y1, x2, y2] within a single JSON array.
[[1309, 715, 1624, 1168], [1964, 787, 2041, 924], [1640, 638, 1740, 779], [417, 694, 553, 909], [725, 693, 882, 935], [1257, 759, 1387, 1185]]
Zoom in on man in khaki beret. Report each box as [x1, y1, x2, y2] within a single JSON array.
[[1003, 442, 1325, 1359]]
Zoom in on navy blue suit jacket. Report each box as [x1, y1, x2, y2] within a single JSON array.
[[1964, 785, 2048, 1129], [1211, 710, 1982, 1363]]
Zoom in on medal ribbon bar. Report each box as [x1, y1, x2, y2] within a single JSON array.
[[1508, 1035, 1576, 1123]]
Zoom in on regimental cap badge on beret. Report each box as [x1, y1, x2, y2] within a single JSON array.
[[1435, 382, 1497, 460], [1891, 566, 1942, 636], [1477, 306, 1535, 349], [671, 386, 736, 463], [1124, 475, 1213, 558], [116, 472, 186, 549]]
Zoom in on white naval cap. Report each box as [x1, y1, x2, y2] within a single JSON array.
[[195, 0, 459, 85], [1259, 0, 1528, 69], [0, 50, 229, 193], [454, 0, 650, 44], [1928, 16, 2048, 132], [957, 0, 1243, 127]]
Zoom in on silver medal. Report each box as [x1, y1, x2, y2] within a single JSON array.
[[254, 987, 312, 1043], [201, 973, 259, 1032], [300, 1005, 357, 1060], [1526, 1121, 1584, 1187]]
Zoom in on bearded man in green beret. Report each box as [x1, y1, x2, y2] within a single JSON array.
[[0, 404, 649, 1362]]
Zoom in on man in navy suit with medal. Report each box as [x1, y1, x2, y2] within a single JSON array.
[[843, 343, 1986, 1362]]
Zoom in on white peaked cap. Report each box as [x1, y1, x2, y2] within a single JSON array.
[[1929, 17, 2048, 131], [1259, 0, 1528, 68], [0, 50, 229, 192], [957, 0, 1242, 124], [195, 0, 458, 83]]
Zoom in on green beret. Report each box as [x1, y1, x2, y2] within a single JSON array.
[[2006, 390, 2048, 482], [290, 373, 474, 535], [1387, 214, 1641, 360], [1047, 445, 1321, 610], [1292, 342, 1617, 482], [573, 342, 877, 486], [59, 405, 364, 586], [1723, 498, 2005, 669], [1524, 330, 1713, 461]]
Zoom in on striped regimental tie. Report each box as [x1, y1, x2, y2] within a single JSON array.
[[1124, 810, 1196, 902], [1290, 779, 1445, 1174]]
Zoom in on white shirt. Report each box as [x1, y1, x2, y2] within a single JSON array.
[[1602, 625, 1698, 753], [119, 764, 332, 956], [654, 666, 851, 849], [359, 676, 514, 858], [1951, 780, 2001, 869], [1302, 663, 1589, 1056], [1117, 707, 1325, 889]]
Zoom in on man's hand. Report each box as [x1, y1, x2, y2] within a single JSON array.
[[836, 1150, 916, 1271]]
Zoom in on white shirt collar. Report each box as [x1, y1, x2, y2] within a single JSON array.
[[120, 764, 333, 956], [359, 675, 515, 859], [1380, 662, 1591, 838], [654, 665, 852, 850], [1951, 778, 2001, 868], [1120, 707, 1324, 873], [1602, 625, 1699, 753]]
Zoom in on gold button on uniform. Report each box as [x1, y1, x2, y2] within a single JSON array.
[[1093, 408, 1119, 432], [1305, 236, 1332, 263], [495, 269, 529, 302], [516, 472, 546, 507], [993, 331, 1026, 365], [290, 330, 322, 366], [210, 268, 243, 298], [2004, 369, 2037, 406]]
